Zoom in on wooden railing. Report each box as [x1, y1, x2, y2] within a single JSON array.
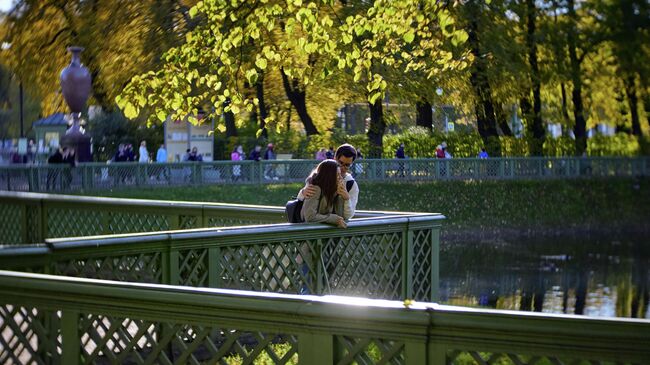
[[1, 156, 648, 193], [1, 270, 648, 365]]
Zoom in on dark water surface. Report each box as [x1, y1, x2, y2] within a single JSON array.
[[439, 234, 650, 318]]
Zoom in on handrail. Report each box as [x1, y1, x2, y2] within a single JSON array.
[[0, 211, 444, 302], [0, 191, 402, 245], [1, 270, 647, 364], [0, 156, 647, 193]]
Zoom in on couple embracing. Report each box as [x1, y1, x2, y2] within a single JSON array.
[[298, 144, 359, 228]]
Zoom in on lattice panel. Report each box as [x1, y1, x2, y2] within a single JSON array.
[[323, 233, 403, 299], [108, 212, 169, 234], [178, 249, 209, 287], [79, 313, 298, 365], [0, 204, 21, 245], [54, 253, 162, 283], [335, 335, 404, 365], [0, 305, 61, 365], [219, 241, 317, 294], [446, 349, 627, 365], [25, 205, 41, 243], [47, 208, 104, 238], [411, 229, 433, 302], [207, 217, 276, 227], [179, 215, 199, 230]]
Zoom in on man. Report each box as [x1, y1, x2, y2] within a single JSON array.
[[156, 144, 167, 163], [299, 143, 359, 219]]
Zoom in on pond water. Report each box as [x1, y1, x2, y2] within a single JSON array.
[[439, 234, 650, 318]]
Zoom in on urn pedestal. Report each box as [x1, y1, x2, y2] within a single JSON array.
[[59, 46, 92, 163]]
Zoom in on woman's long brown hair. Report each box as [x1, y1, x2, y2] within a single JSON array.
[[308, 159, 338, 206]]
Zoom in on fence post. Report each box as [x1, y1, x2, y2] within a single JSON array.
[[60, 309, 80, 365], [403, 225, 414, 300], [299, 333, 334, 365], [430, 225, 440, 302], [208, 247, 220, 288]]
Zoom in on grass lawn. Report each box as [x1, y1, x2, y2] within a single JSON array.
[[85, 177, 650, 233]]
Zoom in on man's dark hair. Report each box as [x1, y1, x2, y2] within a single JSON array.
[[335, 143, 357, 161]]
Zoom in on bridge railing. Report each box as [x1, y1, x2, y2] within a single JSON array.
[[0, 191, 390, 245], [1, 270, 648, 365], [1, 156, 648, 192], [0, 209, 443, 303]]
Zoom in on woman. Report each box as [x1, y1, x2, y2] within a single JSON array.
[[231, 145, 244, 181], [301, 159, 351, 228]]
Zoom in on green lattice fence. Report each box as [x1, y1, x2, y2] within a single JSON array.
[[1, 271, 648, 365], [0, 213, 442, 302], [1, 157, 648, 194], [0, 191, 389, 246]]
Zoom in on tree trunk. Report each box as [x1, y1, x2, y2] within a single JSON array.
[[255, 74, 268, 139], [623, 74, 642, 136], [223, 99, 237, 138], [367, 100, 385, 158], [561, 83, 571, 128], [466, 4, 500, 151], [525, 0, 545, 155], [415, 99, 433, 130], [567, 0, 587, 155], [495, 104, 513, 136], [280, 69, 319, 135]]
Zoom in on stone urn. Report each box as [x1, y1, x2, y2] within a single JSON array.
[[59, 46, 92, 162]]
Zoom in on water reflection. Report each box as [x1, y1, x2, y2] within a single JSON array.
[[439, 235, 650, 318]]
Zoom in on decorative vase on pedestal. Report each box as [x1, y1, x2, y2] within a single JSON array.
[[59, 46, 92, 162]]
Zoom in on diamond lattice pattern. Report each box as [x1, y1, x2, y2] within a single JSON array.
[[48, 208, 104, 238], [335, 335, 404, 365], [79, 313, 298, 365], [0, 204, 22, 245], [411, 229, 433, 302], [323, 233, 403, 299], [447, 350, 624, 365], [54, 253, 162, 283], [218, 240, 316, 294], [0, 305, 61, 365]]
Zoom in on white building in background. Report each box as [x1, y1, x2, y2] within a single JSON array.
[[164, 116, 214, 162]]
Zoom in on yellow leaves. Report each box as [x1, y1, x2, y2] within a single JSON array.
[[123, 102, 138, 119], [255, 57, 268, 70], [403, 30, 415, 44], [156, 110, 167, 122]]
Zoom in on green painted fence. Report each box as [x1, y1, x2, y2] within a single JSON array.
[[1, 270, 648, 365], [1, 156, 648, 193], [0, 191, 390, 245], [0, 206, 443, 302]]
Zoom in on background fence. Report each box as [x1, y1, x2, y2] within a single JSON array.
[[1, 156, 648, 193], [1, 270, 648, 365]]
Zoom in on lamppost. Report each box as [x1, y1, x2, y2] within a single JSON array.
[[59, 46, 92, 162]]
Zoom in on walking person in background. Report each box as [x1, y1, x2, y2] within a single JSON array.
[[478, 147, 489, 159], [46, 147, 63, 190], [138, 141, 149, 163], [263, 143, 277, 180], [395, 143, 406, 177], [325, 146, 335, 159], [156, 144, 167, 163], [156, 144, 168, 181], [231, 145, 244, 181], [315, 148, 327, 161], [61, 147, 76, 189], [248, 145, 262, 161]]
